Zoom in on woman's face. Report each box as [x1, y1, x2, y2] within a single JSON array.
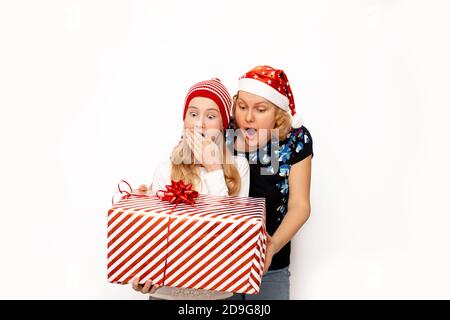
[[184, 97, 223, 139], [234, 91, 277, 148]]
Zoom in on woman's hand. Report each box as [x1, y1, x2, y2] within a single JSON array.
[[185, 129, 222, 172], [138, 184, 148, 193], [263, 235, 279, 275], [131, 277, 161, 294]]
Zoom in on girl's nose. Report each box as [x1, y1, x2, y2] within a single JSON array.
[[194, 117, 205, 130]]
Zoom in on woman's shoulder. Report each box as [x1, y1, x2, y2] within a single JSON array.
[[284, 125, 314, 164], [289, 125, 312, 142]]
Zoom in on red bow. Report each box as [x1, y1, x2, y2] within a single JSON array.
[[156, 180, 199, 207]]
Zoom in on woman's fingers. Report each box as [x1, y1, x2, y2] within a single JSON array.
[[149, 284, 161, 294], [131, 277, 160, 295], [189, 130, 203, 163], [194, 129, 206, 143], [194, 131, 208, 150], [200, 134, 222, 165], [141, 280, 153, 294], [187, 129, 222, 166], [138, 184, 147, 193], [131, 277, 141, 291], [185, 130, 194, 150], [194, 135, 204, 153]]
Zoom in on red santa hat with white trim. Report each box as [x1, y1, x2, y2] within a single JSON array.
[[238, 65, 303, 128]]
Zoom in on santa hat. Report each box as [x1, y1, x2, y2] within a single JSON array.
[[183, 78, 232, 129], [238, 65, 303, 128]]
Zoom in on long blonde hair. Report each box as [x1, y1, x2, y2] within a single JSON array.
[[170, 135, 241, 196]]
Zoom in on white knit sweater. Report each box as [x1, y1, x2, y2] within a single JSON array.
[[148, 156, 250, 300]]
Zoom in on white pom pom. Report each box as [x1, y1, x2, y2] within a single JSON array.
[[291, 113, 303, 128]]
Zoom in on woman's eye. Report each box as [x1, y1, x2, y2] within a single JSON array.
[[207, 114, 216, 119], [258, 109, 266, 113], [238, 105, 246, 110], [190, 112, 197, 117]]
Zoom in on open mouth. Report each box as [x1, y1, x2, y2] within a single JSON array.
[[244, 128, 257, 140]]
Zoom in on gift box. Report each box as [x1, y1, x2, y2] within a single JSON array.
[[107, 183, 267, 294]]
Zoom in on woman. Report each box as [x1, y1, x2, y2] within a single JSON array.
[[226, 65, 314, 300]]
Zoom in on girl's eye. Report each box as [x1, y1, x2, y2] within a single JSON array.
[[238, 104, 247, 110], [207, 114, 216, 119], [189, 112, 197, 117], [258, 109, 266, 113]]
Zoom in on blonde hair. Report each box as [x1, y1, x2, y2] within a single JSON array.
[[231, 93, 293, 141], [170, 138, 241, 196], [274, 107, 292, 141]]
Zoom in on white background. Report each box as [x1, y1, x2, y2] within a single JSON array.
[[1, 0, 449, 299]]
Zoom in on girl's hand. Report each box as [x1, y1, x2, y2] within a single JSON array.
[[171, 135, 184, 155], [131, 277, 161, 294], [186, 129, 222, 172], [138, 184, 148, 193]]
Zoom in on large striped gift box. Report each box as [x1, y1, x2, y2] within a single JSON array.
[[107, 193, 267, 294]]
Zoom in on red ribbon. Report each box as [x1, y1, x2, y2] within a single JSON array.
[[156, 180, 199, 286], [111, 180, 150, 205]]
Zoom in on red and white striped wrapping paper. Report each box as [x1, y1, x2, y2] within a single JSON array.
[[107, 194, 267, 294]]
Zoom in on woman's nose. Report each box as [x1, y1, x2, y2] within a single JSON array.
[[245, 110, 255, 123]]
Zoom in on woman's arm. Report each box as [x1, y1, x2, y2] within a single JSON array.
[[263, 155, 312, 273]]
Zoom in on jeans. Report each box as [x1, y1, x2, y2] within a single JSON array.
[[226, 266, 291, 300], [149, 267, 291, 300]]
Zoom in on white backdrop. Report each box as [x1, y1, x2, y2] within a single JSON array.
[[1, 0, 449, 299]]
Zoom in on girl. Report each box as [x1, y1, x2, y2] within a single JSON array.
[[133, 78, 250, 300], [226, 66, 314, 300]]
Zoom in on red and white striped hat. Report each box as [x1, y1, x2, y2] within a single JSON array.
[[183, 78, 232, 129], [238, 65, 303, 128]]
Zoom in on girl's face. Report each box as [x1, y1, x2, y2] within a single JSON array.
[[184, 97, 223, 139], [234, 91, 277, 147]]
